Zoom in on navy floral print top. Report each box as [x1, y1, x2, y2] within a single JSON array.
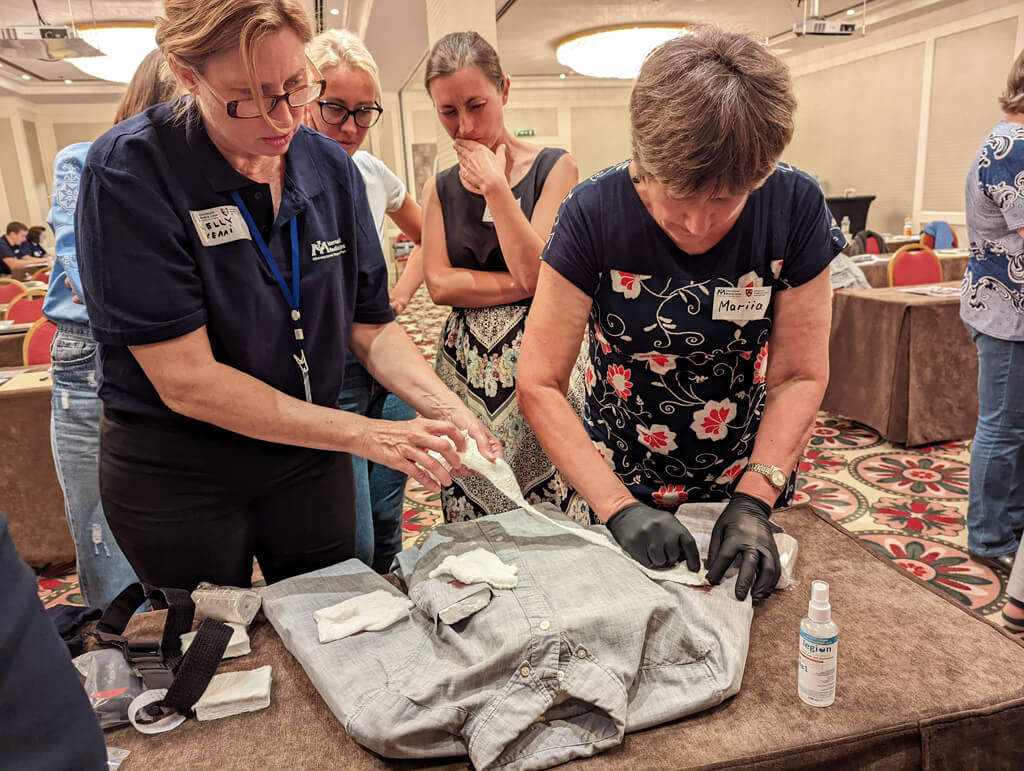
[[542, 161, 843, 509]]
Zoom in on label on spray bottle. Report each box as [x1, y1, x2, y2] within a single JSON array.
[[798, 630, 838, 705]]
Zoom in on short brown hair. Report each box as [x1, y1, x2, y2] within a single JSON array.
[[26, 225, 45, 243], [425, 31, 504, 95], [113, 49, 177, 124], [999, 48, 1024, 113], [5, 222, 27, 236], [630, 26, 795, 197], [156, 0, 313, 128]]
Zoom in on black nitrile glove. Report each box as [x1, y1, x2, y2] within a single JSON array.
[[606, 502, 701, 571], [705, 492, 781, 604]]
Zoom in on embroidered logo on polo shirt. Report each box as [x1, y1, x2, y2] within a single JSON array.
[[189, 206, 251, 247], [311, 238, 347, 261]]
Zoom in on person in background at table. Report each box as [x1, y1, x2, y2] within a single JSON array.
[[518, 27, 842, 603], [21, 226, 50, 259], [43, 49, 176, 610], [421, 31, 582, 522], [0, 221, 31, 275], [75, 0, 498, 592], [305, 29, 423, 572], [960, 49, 1024, 577]]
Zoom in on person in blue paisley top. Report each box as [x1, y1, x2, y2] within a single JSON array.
[[519, 26, 843, 605], [960, 49, 1024, 584]]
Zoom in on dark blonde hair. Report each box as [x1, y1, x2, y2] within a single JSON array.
[[424, 31, 504, 95], [999, 48, 1024, 113], [113, 49, 177, 124], [630, 26, 795, 197], [156, 0, 313, 128]]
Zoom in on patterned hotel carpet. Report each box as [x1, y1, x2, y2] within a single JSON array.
[[36, 287, 1013, 629]]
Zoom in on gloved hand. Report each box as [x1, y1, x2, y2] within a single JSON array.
[[606, 502, 701, 571], [705, 492, 781, 604]]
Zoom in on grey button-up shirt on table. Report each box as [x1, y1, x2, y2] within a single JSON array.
[[261, 503, 753, 770]]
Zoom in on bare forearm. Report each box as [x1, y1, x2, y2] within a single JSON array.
[[351, 322, 464, 419], [485, 184, 545, 293], [734, 374, 828, 504], [426, 266, 532, 308], [158, 361, 370, 452], [518, 382, 635, 522], [391, 246, 424, 307]]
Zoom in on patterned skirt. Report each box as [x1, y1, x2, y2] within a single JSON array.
[[434, 303, 589, 523]]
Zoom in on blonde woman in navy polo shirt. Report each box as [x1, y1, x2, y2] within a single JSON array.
[[75, 0, 498, 591]]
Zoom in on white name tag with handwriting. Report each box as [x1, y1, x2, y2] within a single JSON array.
[[712, 286, 772, 321], [190, 205, 251, 247], [481, 197, 521, 224]]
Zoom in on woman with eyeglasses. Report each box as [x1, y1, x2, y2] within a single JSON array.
[[422, 32, 583, 523], [74, 0, 500, 592], [304, 29, 422, 573]]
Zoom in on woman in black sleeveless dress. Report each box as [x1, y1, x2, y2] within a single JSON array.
[[421, 32, 586, 522]]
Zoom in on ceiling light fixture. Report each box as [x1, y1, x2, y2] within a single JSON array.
[[64, 78, 73, 84], [847, 8, 856, 14], [21, 73, 31, 80], [66, 25, 157, 84], [556, 25, 687, 79], [330, 8, 340, 15]]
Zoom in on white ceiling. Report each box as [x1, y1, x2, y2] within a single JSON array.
[[0, 0, 969, 97]]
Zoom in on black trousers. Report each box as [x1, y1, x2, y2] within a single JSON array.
[[99, 408, 357, 590]]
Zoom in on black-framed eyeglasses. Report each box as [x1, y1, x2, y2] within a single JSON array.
[[194, 57, 327, 119], [317, 101, 383, 128]]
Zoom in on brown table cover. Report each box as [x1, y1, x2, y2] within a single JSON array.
[[822, 282, 977, 446], [0, 366, 72, 566], [859, 254, 968, 288], [0, 332, 25, 367], [103, 505, 1024, 770]]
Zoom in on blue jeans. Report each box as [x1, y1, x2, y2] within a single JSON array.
[[965, 325, 1024, 557], [338, 356, 416, 573], [50, 321, 138, 608]]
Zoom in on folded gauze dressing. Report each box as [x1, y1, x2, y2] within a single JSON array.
[[314, 589, 414, 644]]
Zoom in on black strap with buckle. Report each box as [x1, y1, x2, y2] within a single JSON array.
[[95, 583, 232, 715]]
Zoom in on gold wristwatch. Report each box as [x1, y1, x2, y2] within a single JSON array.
[[747, 463, 787, 490]]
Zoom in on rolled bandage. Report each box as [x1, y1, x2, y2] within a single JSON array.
[[192, 582, 262, 625]]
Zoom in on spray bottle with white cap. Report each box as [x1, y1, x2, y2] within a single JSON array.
[[798, 580, 838, 707]]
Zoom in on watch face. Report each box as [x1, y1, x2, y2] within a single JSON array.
[[770, 469, 787, 488]]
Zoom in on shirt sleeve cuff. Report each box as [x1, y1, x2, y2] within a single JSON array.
[[352, 307, 396, 325], [90, 308, 207, 346]]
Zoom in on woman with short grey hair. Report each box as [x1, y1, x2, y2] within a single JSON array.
[[518, 26, 844, 605]]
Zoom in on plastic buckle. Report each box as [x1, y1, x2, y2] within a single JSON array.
[[125, 641, 175, 690]]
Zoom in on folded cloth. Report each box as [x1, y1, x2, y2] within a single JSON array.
[[191, 582, 261, 625], [181, 622, 250, 659], [46, 603, 102, 657], [313, 590, 414, 644], [194, 666, 272, 722], [428, 548, 518, 589]]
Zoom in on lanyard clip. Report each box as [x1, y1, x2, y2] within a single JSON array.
[[293, 349, 309, 374]]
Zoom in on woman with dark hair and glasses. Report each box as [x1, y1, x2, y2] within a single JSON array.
[[75, 0, 499, 592], [305, 29, 424, 573]]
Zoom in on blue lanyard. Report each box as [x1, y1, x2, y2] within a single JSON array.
[[230, 191, 312, 403]]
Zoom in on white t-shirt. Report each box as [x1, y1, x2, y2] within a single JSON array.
[[353, 150, 406, 286]]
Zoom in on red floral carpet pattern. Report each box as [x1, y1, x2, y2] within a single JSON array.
[[37, 288, 1012, 629]]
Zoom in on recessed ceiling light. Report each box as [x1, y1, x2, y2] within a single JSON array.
[[330, 8, 340, 15], [846, 8, 856, 14], [66, 26, 157, 83], [557, 26, 687, 79], [21, 74, 30, 80], [64, 78, 73, 84], [559, 73, 566, 79]]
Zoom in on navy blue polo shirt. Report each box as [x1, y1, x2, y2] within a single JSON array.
[[76, 101, 394, 421]]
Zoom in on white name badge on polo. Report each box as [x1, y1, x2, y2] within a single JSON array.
[[481, 197, 521, 224], [712, 286, 772, 321], [189, 205, 252, 247]]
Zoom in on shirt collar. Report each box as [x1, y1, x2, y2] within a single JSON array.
[[183, 114, 325, 205]]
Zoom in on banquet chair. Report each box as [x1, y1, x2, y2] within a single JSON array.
[[31, 267, 50, 284], [22, 318, 57, 365], [4, 290, 47, 323], [921, 220, 958, 250], [887, 243, 943, 286], [0, 277, 26, 305]]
